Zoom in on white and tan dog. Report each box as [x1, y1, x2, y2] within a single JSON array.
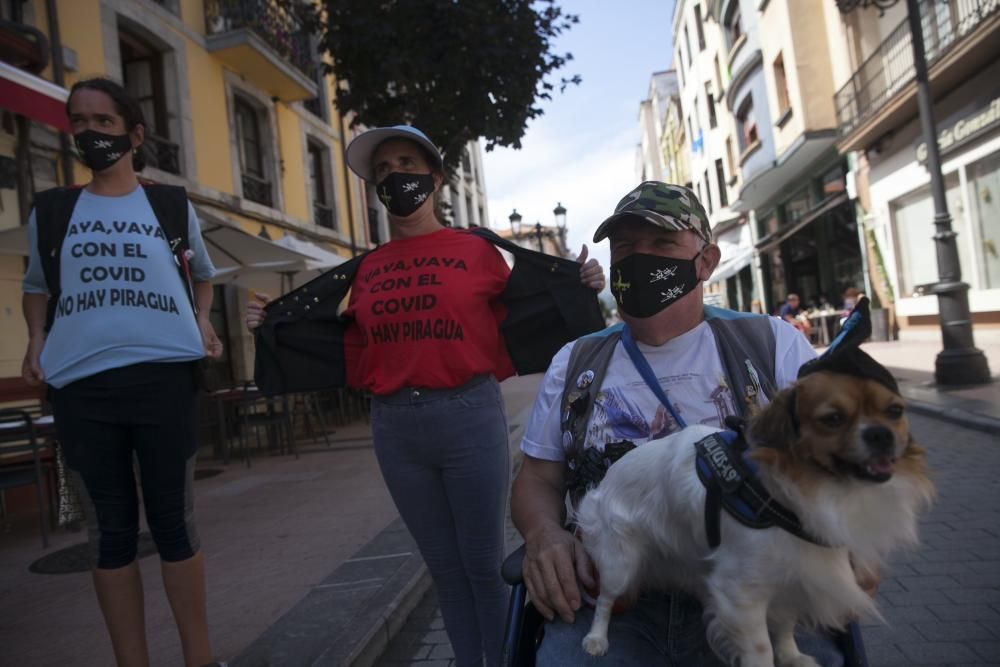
[[575, 370, 934, 667]]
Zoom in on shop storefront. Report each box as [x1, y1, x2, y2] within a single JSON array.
[[707, 218, 756, 311], [866, 61, 1000, 338], [753, 158, 865, 315]]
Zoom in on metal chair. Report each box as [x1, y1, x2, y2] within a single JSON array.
[[0, 409, 51, 548], [233, 384, 293, 467], [286, 392, 332, 447], [500, 543, 869, 667]]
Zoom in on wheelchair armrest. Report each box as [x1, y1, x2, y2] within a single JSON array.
[[502, 543, 526, 585]]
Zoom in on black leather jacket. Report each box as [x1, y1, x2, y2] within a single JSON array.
[[253, 227, 605, 395]]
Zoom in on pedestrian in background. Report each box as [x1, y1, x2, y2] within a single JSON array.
[[779, 292, 813, 339], [246, 125, 604, 667], [21, 77, 223, 667]]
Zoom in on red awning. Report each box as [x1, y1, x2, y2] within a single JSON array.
[[0, 60, 69, 132]]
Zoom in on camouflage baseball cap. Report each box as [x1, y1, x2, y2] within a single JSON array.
[[593, 181, 712, 244]]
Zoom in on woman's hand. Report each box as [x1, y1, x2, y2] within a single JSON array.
[[21, 335, 45, 386], [246, 292, 272, 332], [198, 316, 224, 359], [577, 244, 605, 292]]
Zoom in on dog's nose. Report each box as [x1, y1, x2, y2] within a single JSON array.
[[862, 425, 895, 454]]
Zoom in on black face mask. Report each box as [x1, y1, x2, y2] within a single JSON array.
[[376, 172, 436, 218], [610, 250, 703, 319], [74, 129, 133, 172]]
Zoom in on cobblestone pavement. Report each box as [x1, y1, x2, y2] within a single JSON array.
[[375, 412, 1000, 666]]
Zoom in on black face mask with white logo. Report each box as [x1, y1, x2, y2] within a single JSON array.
[[74, 129, 133, 172], [610, 250, 703, 319], [376, 172, 436, 218]]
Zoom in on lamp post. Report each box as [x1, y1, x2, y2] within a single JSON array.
[[836, 0, 991, 385], [508, 209, 522, 239], [533, 222, 545, 253], [553, 202, 568, 256]]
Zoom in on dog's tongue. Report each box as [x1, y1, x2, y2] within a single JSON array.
[[866, 457, 896, 476]]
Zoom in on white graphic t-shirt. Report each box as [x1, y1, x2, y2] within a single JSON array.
[[520, 317, 816, 462]]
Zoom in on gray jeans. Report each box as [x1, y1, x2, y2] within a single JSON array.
[[372, 375, 511, 667], [536, 591, 845, 666]]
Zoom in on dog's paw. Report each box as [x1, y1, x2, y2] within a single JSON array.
[[582, 633, 609, 656], [776, 655, 821, 667]]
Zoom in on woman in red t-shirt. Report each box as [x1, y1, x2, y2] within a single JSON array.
[[247, 126, 603, 667]]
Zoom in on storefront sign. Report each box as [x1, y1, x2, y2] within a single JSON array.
[[916, 97, 1000, 163]]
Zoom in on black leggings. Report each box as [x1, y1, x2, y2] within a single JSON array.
[[50, 362, 201, 569]]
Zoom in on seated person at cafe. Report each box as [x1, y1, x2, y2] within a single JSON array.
[[779, 293, 813, 338]]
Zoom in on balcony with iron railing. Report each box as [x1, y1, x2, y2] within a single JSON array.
[[242, 173, 273, 208], [835, 0, 1000, 151], [313, 201, 334, 230], [204, 0, 318, 102], [142, 133, 181, 175]]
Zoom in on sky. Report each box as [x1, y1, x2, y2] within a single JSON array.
[[482, 0, 677, 276]]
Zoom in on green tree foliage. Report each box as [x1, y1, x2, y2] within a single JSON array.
[[302, 0, 580, 174]]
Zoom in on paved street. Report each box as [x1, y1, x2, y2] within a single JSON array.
[[375, 411, 1000, 667], [1, 345, 999, 666]]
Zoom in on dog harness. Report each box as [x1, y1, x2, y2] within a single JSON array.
[[694, 425, 823, 549]]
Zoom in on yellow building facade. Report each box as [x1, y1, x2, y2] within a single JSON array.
[[0, 0, 373, 384]]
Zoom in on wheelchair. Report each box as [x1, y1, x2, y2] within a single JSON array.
[[500, 544, 869, 667]]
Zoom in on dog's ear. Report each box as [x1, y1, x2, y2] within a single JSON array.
[[749, 387, 798, 450]]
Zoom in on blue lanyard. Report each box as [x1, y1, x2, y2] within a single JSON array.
[[620, 326, 687, 429]]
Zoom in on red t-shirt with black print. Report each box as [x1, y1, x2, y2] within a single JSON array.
[[344, 227, 515, 395]]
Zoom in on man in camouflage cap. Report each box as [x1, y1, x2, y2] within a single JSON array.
[[511, 182, 841, 665]]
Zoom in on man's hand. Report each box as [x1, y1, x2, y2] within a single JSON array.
[[21, 335, 45, 386], [245, 292, 271, 332], [198, 317, 224, 359], [577, 245, 605, 292], [851, 556, 881, 598], [522, 524, 596, 624]]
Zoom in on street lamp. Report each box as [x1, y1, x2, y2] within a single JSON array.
[[508, 209, 522, 237], [837, 0, 991, 386], [534, 221, 545, 253], [553, 202, 568, 256], [553, 202, 567, 229]]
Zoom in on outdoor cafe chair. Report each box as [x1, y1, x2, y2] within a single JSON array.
[[233, 383, 294, 467], [0, 409, 51, 548]]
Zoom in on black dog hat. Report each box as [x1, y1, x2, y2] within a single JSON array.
[[797, 297, 900, 395]]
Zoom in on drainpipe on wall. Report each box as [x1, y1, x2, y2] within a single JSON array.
[[337, 110, 358, 257], [45, 0, 74, 187]]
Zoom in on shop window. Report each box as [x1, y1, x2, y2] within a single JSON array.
[[784, 189, 810, 224], [706, 83, 717, 129], [724, 2, 743, 50], [119, 28, 179, 174], [234, 96, 271, 207], [716, 159, 728, 207], [694, 4, 706, 50], [307, 139, 335, 230], [683, 24, 693, 66], [773, 52, 790, 119], [704, 169, 713, 215], [891, 173, 972, 296], [969, 151, 1000, 289], [821, 165, 846, 197], [463, 148, 473, 180], [725, 136, 736, 179], [736, 96, 758, 154]]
